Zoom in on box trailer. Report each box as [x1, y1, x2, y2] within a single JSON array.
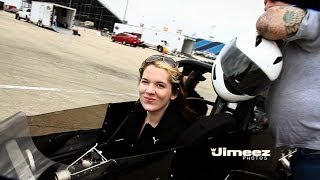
[[30, 1, 76, 33], [141, 28, 195, 55]]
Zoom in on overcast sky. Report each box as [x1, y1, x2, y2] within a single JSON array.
[[102, 0, 265, 43]]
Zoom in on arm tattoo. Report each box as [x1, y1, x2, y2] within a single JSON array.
[[283, 7, 306, 37], [256, 6, 306, 40]]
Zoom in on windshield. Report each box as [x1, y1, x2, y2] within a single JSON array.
[[0, 112, 55, 179]]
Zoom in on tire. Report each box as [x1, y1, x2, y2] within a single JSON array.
[[111, 37, 115, 42], [15, 14, 18, 19], [122, 41, 126, 45], [157, 46, 163, 52], [37, 21, 42, 27]]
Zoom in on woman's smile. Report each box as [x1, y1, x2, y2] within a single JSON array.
[[144, 96, 156, 103]]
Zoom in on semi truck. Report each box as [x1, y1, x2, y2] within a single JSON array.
[[30, 1, 76, 33]]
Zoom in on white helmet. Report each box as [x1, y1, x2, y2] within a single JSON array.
[[212, 31, 283, 102]]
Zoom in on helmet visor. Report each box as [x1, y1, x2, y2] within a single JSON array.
[[220, 38, 272, 96]]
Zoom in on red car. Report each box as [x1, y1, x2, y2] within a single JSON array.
[[111, 32, 143, 47]]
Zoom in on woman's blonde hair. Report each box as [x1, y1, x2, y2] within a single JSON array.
[[139, 59, 182, 84]]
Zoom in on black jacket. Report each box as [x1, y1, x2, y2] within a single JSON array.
[[104, 101, 191, 158]]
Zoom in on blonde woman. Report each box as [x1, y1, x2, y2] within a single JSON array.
[[105, 55, 196, 157]]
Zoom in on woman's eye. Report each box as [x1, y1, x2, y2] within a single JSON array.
[[141, 80, 148, 84], [157, 84, 165, 88]]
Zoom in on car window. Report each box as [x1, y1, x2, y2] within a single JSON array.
[[124, 33, 137, 38]]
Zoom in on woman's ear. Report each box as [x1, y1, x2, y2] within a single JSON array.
[[170, 94, 178, 100], [170, 88, 179, 100]]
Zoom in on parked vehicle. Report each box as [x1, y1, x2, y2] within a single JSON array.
[[111, 32, 144, 47], [193, 50, 217, 60], [15, 7, 30, 21], [29, 1, 76, 32], [203, 52, 217, 60], [3, 4, 17, 13]]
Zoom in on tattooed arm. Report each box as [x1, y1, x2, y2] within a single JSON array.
[[256, 6, 306, 40]]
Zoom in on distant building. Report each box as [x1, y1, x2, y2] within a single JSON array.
[[38, 0, 123, 31], [194, 39, 225, 55]]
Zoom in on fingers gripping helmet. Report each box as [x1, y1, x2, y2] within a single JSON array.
[[212, 32, 283, 102]]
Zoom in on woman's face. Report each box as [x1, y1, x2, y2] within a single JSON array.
[[139, 65, 177, 113]]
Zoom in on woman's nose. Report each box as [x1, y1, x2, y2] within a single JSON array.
[[145, 85, 155, 94]]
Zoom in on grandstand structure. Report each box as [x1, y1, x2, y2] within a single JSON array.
[[40, 0, 123, 31], [194, 38, 225, 55]]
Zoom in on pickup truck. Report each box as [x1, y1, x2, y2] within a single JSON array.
[[15, 8, 31, 21]]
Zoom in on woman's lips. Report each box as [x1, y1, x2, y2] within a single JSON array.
[[144, 96, 156, 103]]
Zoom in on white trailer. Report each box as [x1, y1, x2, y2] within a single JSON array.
[[141, 28, 195, 55], [30, 1, 76, 33], [113, 22, 143, 35]]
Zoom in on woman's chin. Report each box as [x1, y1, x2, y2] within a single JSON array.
[[141, 103, 158, 112]]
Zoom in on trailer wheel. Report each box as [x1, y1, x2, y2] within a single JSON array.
[[157, 46, 163, 53], [37, 20, 42, 27]]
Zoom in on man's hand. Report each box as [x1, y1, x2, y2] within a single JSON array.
[[256, 6, 306, 40]]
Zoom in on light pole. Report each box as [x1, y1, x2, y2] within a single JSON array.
[[209, 25, 216, 41], [123, 0, 129, 23]]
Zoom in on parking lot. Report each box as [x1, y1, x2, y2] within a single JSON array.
[[0, 11, 216, 121]]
